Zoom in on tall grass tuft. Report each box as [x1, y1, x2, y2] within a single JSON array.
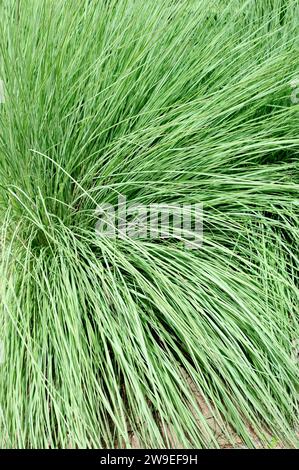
[[0, 0, 298, 448]]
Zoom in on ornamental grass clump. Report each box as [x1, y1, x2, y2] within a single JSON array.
[[0, 0, 298, 448]]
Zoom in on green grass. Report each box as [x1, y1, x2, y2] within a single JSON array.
[[0, 0, 298, 448]]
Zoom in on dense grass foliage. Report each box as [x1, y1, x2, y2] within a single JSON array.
[[0, 0, 299, 448]]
